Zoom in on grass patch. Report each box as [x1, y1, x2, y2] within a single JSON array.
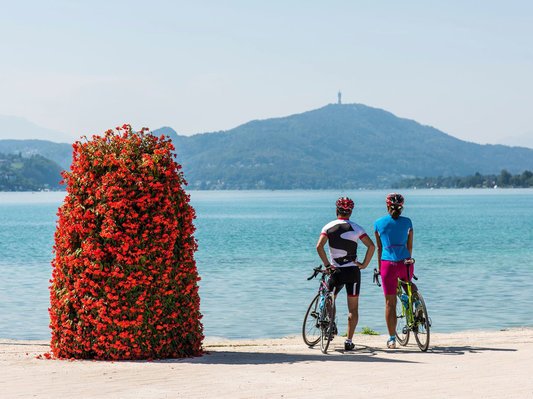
[[360, 326, 379, 335]]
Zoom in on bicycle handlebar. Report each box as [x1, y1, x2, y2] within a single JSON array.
[[307, 265, 337, 280], [373, 259, 417, 287], [306, 268, 320, 280], [373, 268, 381, 287]]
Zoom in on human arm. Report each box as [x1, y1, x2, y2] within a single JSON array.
[[316, 234, 332, 267], [355, 234, 375, 270], [374, 231, 383, 273], [407, 228, 413, 257]]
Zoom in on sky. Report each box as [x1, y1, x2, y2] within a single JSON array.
[[0, 0, 532, 146]]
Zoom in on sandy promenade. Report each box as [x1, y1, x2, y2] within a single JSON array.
[[1, 328, 532, 399]]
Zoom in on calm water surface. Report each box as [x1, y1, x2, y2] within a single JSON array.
[[0, 189, 532, 339]]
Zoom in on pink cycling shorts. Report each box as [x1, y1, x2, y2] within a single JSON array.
[[380, 260, 414, 296]]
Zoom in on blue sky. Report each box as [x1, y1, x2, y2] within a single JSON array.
[[0, 0, 532, 145]]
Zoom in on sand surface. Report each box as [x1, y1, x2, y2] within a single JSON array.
[[1, 328, 532, 398]]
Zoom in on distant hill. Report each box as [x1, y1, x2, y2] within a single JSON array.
[[0, 140, 72, 170], [2, 103, 533, 190], [153, 104, 533, 189], [0, 152, 63, 191], [501, 131, 533, 149]]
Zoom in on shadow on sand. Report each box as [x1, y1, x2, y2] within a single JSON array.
[[159, 343, 517, 365], [160, 345, 414, 365], [426, 345, 517, 356]]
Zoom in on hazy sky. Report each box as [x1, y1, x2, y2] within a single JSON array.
[[1, 0, 532, 144]]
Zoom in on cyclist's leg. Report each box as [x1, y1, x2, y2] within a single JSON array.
[[384, 294, 397, 337], [327, 274, 342, 334], [345, 267, 361, 341], [381, 260, 399, 337]]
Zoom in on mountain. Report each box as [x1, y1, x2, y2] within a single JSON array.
[[153, 104, 533, 189], [0, 115, 72, 143], [2, 103, 532, 189], [0, 140, 72, 170], [500, 131, 533, 149], [0, 152, 63, 190]]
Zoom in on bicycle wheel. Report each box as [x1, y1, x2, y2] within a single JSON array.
[[395, 293, 410, 346], [413, 292, 430, 352], [320, 295, 336, 354], [302, 294, 321, 347]]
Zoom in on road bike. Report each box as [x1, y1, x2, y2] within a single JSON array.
[[302, 265, 337, 354], [373, 259, 431, 351]]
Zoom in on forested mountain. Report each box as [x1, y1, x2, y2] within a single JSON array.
[[1, 103, 533, 189], [0, 140, 72, 169], [153, 104, 533, 189], [0, 152, 63, 190]]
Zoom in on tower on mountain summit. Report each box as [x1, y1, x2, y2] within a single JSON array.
[[337, 91, 342, 104]]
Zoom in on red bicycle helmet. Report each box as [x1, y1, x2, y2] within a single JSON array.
[[336, 197, 354, 213], [386, 193, 404, 207]]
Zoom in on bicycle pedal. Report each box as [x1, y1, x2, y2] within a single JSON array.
[[402, 326, 408, 334]]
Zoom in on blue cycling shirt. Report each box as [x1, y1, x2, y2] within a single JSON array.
[[374, 215, 413, 261]]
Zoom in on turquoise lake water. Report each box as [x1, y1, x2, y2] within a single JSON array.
[[0, 189, 532, 340]]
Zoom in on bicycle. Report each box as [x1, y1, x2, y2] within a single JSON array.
[[373, 259, 431, 351], [302, 265, 337, 354]]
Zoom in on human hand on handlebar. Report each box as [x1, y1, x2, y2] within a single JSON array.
[[325, 264, 337, 274]]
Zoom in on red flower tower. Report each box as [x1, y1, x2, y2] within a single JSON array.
[[49, 125, 203, 359]]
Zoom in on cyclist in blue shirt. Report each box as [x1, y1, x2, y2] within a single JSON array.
[[374, 193, 414, 349]]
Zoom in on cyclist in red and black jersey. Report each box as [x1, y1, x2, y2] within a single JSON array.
[[316, 197, 375, 351]]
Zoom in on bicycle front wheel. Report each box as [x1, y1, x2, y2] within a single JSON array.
[[395, 293, 410, 346], [413, 292, 430, 352], [302, 294, 321, 347], [320, 295, 336, 354]]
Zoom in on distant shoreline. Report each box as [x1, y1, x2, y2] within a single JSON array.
[[1, 187, 533, 193]]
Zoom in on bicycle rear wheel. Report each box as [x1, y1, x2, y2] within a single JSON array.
[[413, 292, 430, 352], [395, 293, 409, 346], [302, 294, 321, 347], [320, 295, 336, 354]]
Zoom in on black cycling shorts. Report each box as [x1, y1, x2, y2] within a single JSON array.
[[327, 266, 361, 297]]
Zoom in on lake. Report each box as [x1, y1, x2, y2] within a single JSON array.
[[0, 189, 532, 340]]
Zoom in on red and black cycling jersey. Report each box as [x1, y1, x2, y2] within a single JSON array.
[[320, 218, 368, 267]]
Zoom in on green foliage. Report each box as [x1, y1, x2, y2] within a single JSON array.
[[153, 104, 533, 189], [360, 326, 380, 335], [0, 152, 63, 191], [394, 169, 533, 189], [0, 139, 72, 169], [3, 104, 533, 190]]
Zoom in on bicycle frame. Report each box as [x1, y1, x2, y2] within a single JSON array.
[[397, 275, 415, 327], [316, 272, 335, 325], [304, 265, 337, 353]]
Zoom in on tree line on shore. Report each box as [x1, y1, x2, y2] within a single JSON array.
[[394, 170, 533, 189], [1, 148, 532, 191]]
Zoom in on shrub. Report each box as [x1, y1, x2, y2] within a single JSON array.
[[49, 125, 203, 359]]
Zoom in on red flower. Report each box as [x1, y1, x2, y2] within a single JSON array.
[[49, 125, 203, 360]]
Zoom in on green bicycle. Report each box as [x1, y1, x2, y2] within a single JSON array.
[[373, 259, 431, 351]]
